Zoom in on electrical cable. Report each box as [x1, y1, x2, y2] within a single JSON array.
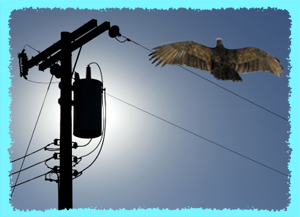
[[23, 38, 288, 121], [88, 62, 104, 83], [115, 37, 127, 43], [79, 137, 102, 158], [72, 46, 82, 75], [44, 157, 58, 170], [77, 138, 93, 147], [27, 79, 59, 84], [23, 44, 41, 53], [10, 75, 54, 199], [44, 147, 60, 151], [10, 145, 47, 163], [10, 171, 51, 188], [68, 61, 106, 176], [118, 35, 288, 122], [120, 35, 152, 52], [11, 140, 60, 163], [106, 92, 289, 178], [9, 157, 53, 176], [177, 65, 289, 122], [79, 89, 106, 174], [78, 62, 106, 173]]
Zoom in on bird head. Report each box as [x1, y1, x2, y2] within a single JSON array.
[[216, 38, 224, 48]]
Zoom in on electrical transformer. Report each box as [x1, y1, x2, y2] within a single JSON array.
[[73, 66, 103, 138]]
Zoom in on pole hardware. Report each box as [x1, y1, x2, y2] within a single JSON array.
[[17, 19, 120, 210]]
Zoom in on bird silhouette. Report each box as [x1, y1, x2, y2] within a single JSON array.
[[149, 39, 283, 82]]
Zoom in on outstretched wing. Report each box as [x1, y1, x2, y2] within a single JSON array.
[[229, 47, 284, 77], [149, 41, 213, 72]]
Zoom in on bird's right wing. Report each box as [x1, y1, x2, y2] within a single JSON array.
[[149, 41, 213, 72]]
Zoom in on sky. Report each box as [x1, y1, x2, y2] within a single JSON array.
[[1, 1, 299, 216]]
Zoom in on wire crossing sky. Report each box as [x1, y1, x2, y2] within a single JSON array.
[[6, 7, 292, 213], [118, 35, 289, 121], [10, 75, 54, 199], [9, 84, 289, 196]]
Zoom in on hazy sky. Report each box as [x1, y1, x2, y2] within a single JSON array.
[[1, 1, 300, 217]]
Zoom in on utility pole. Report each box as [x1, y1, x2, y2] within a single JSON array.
[[58, 31, 73, 210], [18, 19, 121, 210]]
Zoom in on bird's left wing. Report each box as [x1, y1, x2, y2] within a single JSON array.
[[149, 41, 213, 72], [229, 47, 284, 77]]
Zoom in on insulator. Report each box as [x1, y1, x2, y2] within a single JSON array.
[[53, 166, 59, 173], [72, 142, 78, 149], [109, 25, 121, 38], [53, 153, 59, 159], [73, 170, 79, 177], [54, 139, 59, 145], [50, 64, 62, 78], [73, 156, 78, 163]]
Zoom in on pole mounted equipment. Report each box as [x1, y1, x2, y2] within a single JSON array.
[[17, 19, 122, 210], [18, 49, 28, 79], [18, 19, 122, 76], [108, 25, 121, 38], [73, 65, 103, 139]]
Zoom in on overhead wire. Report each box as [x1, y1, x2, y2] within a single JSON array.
[[9, 157, 53, 176], [177, 65, 289, 122], [16, 38, 288, 188], [10, 75, 54, 199], [106, 92, 289, 178], [118, 35, 288, 122], [10, 145, 47, 163], [27, 79, 59, 84], [11, 46, 96, 189], [10, 172, 51, 188]]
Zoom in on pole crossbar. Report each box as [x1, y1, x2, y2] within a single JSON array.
[[26, 19, 98, 69], [39, 21, 111, 71]]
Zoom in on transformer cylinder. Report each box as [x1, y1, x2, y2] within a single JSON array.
[[73, 78, 102, 138]]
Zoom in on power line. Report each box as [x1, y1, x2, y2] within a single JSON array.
[[24, 36, 288, 122], [178, 65, 288, 121], [10, 146, 46, 163], [10, 157, 53, 176], [11, 172, 51, 188], [27, 79, 59, 84], [119, 35, 288, 122], [11, 75, 54, 199], [106, 92, 289, 178], [19, 39, 288, 178]]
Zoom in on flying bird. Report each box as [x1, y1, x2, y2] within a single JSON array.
[[149, 39, 283, 82]]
